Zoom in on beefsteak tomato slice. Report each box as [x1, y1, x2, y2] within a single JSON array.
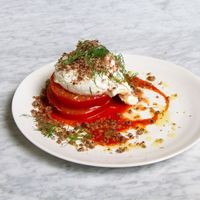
[[50, 74, 111, 108], [47, 85, 111, 120]]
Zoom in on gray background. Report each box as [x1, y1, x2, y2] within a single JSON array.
[[1, 0, 200, 199]]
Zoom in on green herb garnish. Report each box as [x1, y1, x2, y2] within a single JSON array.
[[114, 53, 127, 75], [67, 126, 91, 142], [20, 114, 32, 118], [111, 76, 123, 83], [89, 87, 93, 95], [128, 71, 138, 77], [37, 122, 56, 138], [63, 50, 84, 65], [63, 42, 109, 65], [87, 46, 109, 58], [46, 126, 55, 137], [85, 133, 92, 139], [62, 40, 138, 88], [68, 134, 79, 142]]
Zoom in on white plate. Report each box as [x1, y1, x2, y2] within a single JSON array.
[[12, 54, 200, 168]]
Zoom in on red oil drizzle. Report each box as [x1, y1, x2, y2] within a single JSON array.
[[49, 76, 170, 145]]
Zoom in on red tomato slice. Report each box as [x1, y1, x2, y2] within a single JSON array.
[[50, 99, 130, 123], [50, 74, 111, 108], [47, 85, 111, 120]]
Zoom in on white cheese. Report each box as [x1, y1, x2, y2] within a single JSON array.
[[54, 68, 138, 105]]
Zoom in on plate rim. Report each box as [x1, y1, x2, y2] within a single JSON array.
[[12, 54, 200, 168]]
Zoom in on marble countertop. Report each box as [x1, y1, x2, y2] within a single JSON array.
[[1, 0, 200, 199]]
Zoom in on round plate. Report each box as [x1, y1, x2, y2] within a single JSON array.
[[12, 54, 200, 167]]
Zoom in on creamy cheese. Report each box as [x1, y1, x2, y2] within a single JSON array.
[[54, 68, 138, 105]]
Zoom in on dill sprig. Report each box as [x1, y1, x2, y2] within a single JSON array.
[[63, 42, 109, 65], [67, 126, 92, 142], [37, 122, 56, 138], [46, 126, 55, 137], [128, 71, 138, 77], [87, 46, 109, 58], [63, 41, 110, 86], [63, 50, 84, 65], [89, 87, 93, 95], [112, 53, 138, 84], [114, 53, 127, 75], [62, 40, 138, 86]]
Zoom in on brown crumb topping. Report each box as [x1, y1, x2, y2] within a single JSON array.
[[136, 128, 145, 135], [116, 146, 127, 153], [146, 75, 156, 82], [31, 82, 95, 151], [28, 40, 171, 153], [55, 40, 122, 84]]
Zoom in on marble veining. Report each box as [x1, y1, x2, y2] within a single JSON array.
[[0, 0, 200, 199]]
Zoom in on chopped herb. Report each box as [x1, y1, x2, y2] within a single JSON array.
[[114, 53, 126, 75], [46, 126, 55, 137], [111, 75, 123, 83], [111, 71, 125, 83], [67, 126, 90, 142], [87, 46, 109, 58], [61, 41, 136, 89], [63, 50, 84, 65], [99, 68, 108, 77], [90, 66, 98, 86], [85, 133, 92, 139], [89, 87, 93, 95], [63, 43, 109, 65], [68, 134, 79, 142], [20, 114, 32, 118], [128, 71, 138, 77]]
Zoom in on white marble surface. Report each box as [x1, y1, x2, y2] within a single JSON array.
[[1, 0, 200, 199]]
